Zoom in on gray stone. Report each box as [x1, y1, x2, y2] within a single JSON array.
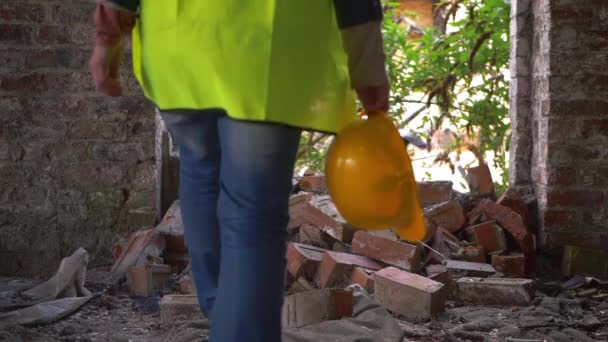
[[562, 328, 595, 342], [444, 260, 497, 278], [538, 296, 561, 314]]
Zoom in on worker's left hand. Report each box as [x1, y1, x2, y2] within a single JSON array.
[[356, 83, 390, 115], [89, 3, 135, 97], [90, 43, 123, 96]]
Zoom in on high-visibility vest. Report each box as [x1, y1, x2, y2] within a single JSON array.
[[132, 0, 357, 133]]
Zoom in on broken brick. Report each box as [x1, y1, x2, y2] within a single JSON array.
[[424, 200, 466, 233], [466, 164, 494, 195], [465, 220, 507, 253], [453, 245, 486, 264], [497, 188, 527, 222], [417, 181, 453, 207], [444, 260, 496, 278], [287, 277, 316, 295], [282, 288, 353, 328], [352, 231, 422, 271], [562, 245, 608, 279], [127, 264, 171, 297], [351, 267, 375, 293], [178, 275, 196, 295], [316, 251, 383, 288], [299, 175, 327, 193], [298, 224, 334, 249], [374, 267, 447, 319], [426, 265, 451, 288], [492, 253, 526, 278], [286, 243, 327, 285], [288, 200, 341, 232], [455, 277, 535, 306], [160, 295, 204, 327], [111, 228, 165, 275]]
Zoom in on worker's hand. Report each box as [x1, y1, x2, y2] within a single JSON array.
[[90, 2, 135, 96], [356, 83, 390, 116], [90, 43, 123, 96]]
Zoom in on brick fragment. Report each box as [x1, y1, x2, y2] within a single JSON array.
[[424, 200, 466, 233], [417, 181, 453, 207], [282, 288, 353, 328], [298, 224, 334, 249], [374, 267, 447, 319], [455, 277, 535, 306], [351, 267, 375, 293], [111, 228, 166, 275], [287, 277, 315, 295], [466, 164, 494, 195], [286, 243, 327, 284], [562, 245, 608, 279], [160, 295, 204, 327], [288, 200, 341, 232], [127, 264, 171, 297], [316, 251, 383, 288], [444, 260, 496, 278], [351, 231, 421, 271], [426, 265, 451, 287], [492, 253, 526, 278], [465, 220, 507, 253], [497, 188, 527, 222], [299, 175, 327, 193]]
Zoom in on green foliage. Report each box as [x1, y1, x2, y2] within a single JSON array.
[[297, 0, 511, 190]]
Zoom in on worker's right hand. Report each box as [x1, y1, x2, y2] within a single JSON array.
[[356, 83, 390, 115], [90, 2, 135, 96]]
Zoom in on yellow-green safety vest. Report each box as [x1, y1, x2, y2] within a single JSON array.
[[132, 0, 357, 133]]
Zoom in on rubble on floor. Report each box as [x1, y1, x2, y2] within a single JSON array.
[[1, 174, 607, 341]]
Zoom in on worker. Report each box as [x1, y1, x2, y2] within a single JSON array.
[[90, 1, 389, 341]]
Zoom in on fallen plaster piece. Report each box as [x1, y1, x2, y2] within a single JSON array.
[[0, 296, 95, 325], [22, 248, 92, 301]]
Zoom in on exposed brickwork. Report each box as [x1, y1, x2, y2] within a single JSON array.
[[0, 1, 155, 277], [510, 0, 608, 253]]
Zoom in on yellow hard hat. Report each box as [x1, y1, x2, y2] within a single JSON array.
[[326, 113, 427, 242]]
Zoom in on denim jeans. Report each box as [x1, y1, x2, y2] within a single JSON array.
[[160, 109, 302, 342]]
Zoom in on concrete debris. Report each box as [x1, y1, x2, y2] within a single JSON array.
[[160, 295, 204, 328], [444, 259, 496, 278], [455, 277, 536, 306]]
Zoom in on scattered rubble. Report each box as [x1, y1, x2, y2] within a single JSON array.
[[1, 175, 607, 341]]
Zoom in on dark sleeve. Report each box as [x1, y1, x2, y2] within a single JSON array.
[[333, 0, 383, 29], [106, 0, 140, 12]]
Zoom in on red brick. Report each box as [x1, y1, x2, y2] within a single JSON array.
[[465, 220, 507, 253], [127, 264, 171, 297], [298, 224, 335, 249], [424, 200, 466, 233], [426, 265, 451, 287], [562, 245, 608, 279], [282, 288, 353, 328], [111, 228, 166, 275], [497, 188, 527, 222], [476, 200, 528, 241], [417, 181, 453, 207], [286, 243, 327, 283], [547, 167, 577, 187], [0, 73, 48, 93], [0, 24, 33, 45], [351, 231, 421, 271], [351, 267, 375, 293], [316, 251, 383, 288], [491, 253, 526, 278], [453, 245, 486, 264], [299, 175, 326, 193], [553, 99, 608, 117], [36, 25, 71, 45], [288, 200, 340, 232], [466, 164, 494, 195], [374, 267, 447, 319], [0, 3, 46, 22], [543, 210, 577, 229], [548, 143, 602, 162], [546, 191, 605, 209]]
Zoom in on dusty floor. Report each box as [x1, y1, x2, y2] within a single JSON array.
[[1, 271, 607, 342]]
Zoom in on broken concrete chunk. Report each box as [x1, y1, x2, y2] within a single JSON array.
[[351, 231, 422, 271], [417, 181, 453, 207], [160, 295, 204, 328], [286, 243, 327, 285], [282, 288, 353, 328], [351, 267, 375, 294], [491, 253, 526, 278], [127, 264, 171, 297], [424, 200, 466, 233], [374, 267, 447, 320], [444, 260, 496, 278], [316, 251, 383, 288], [455, 277, 535, 306], [562, 245, 608, 279], [465, 220, 507, 254]]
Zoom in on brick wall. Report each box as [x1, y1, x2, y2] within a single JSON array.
[[0, 1, 156, 277], [510, 0, 608, 254]]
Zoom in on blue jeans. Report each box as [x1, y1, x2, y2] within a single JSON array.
[[161, 110, 302, 342]]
